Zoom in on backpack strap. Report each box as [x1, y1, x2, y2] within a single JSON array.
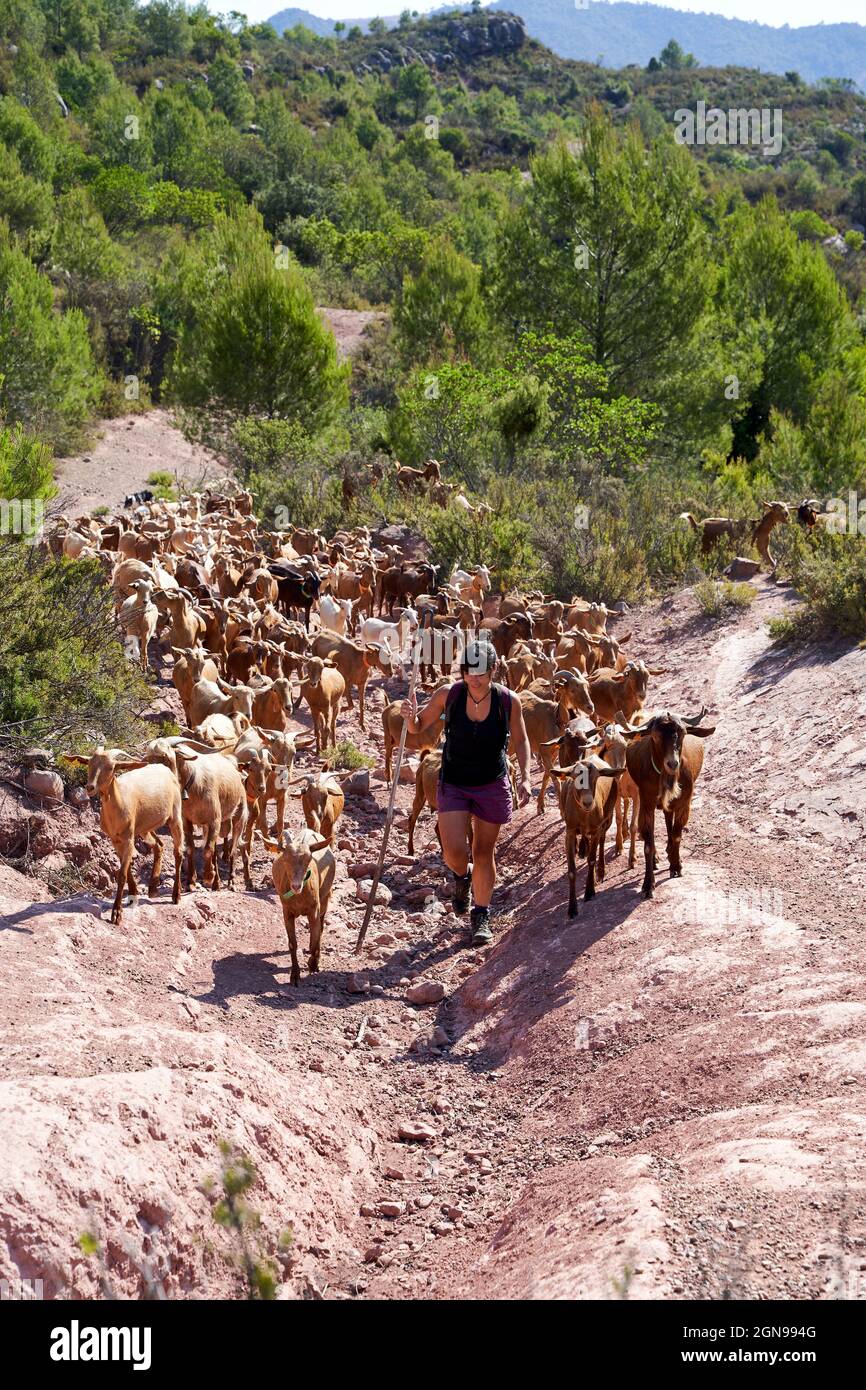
[[443, 680, 463, 731], [439, 681, 464, 782], [494, 682, 513, 726]]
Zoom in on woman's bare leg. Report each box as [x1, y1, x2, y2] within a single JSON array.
[[438, 810, 472, 876], [467, 817, 502, 908]]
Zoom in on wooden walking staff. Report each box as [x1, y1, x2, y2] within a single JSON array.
[[355, 612, 429, 952]]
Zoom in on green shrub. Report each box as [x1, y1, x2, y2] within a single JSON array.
[[0, 543, 149, 751], [321, 740, 376, 771], [146, 469, 177, 500], [694, 577, 757, 618], [772, 531, 866, 642]]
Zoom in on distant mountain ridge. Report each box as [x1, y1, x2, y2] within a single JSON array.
[[267, 2, 866, 87]]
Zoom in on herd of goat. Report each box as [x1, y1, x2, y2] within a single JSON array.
[[52, 480, 726, 983]]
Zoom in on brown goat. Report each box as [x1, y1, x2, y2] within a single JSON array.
[[622, 710, 716, 898], [751, 501, 790, 573], [588, 660, 665, 725], [382, 699, 443, 780], [262, 830, 335, 986], [551, 755, 626, 916]]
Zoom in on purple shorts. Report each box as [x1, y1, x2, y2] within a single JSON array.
[[437, 775, 513, 825]]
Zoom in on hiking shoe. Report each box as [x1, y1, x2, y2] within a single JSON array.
[[470, 906, 493, 947], [452, 869, 472, 915]]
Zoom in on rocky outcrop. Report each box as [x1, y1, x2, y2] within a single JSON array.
[[353, 14, 526, 76]]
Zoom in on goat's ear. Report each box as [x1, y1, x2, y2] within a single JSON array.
[[550, 765, 576, 780], [685, 725, 716, 738], [309, 837, 330, 853], [64, 754, 90, 765], [647, 667, 668, 676], [260, 836, 281, 854], [539, 736, 563, 749], [115, 759, 148, 772]]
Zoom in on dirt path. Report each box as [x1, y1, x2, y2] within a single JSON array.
[[318, 307, 384, 362], [54, 409, 227, 517], [2, 566, 865, 1299]]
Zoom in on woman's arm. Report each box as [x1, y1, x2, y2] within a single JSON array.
[[400, 683, 448, 735], [508, 692, 533, 807]]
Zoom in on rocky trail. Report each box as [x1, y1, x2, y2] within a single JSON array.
[[2, 470, 866, 1301]]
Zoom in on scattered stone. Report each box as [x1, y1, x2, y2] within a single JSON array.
[[359, 1204, 377, 1217], [20, 747, 53, 769], [67, 786, 90, 810], [374, 933, 396, 947], [27, 814, 58, 859], [341, 770, 370, 796], [66, 835, 93, 867], [398, 1121, 438, 1143], [356, 878, 392, 906], [346, 972, 371, 994], [406, 980, 446, 1006], [415, 1194, 434, 1209], [347, 860, 377, 879], [377, 1200, 405, 1218], [24, 770, 64, 805], [724, 557, 761, 581], [384, 1166, 406, 1180], [309, 1058, 325, 1073]]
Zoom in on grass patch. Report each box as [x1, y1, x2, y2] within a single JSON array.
[[321, 740, 376, 771], [694, 577, 757, 619], [773, 532, 866, 644], [146, 470, 177, 501]]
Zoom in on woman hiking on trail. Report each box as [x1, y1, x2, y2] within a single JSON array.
[[401, 638, 532, 946]]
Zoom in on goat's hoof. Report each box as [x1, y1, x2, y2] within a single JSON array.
[[289, 972, 301, 987], [642, 887, 654, 899], [567, 903, 578, 919]]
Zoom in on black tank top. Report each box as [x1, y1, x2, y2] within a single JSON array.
[[440, 682, 511, 787]]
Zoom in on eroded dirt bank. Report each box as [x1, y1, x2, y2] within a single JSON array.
[[2, 570, 865, 1299]]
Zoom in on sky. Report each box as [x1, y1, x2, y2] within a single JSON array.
[[237, 1, 866, 24]]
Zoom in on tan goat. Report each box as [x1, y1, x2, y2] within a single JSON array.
[[297, 656, 345, 753], [66, 748, 183, 924], [146, 739, 247, 891], [288, 771, 345, 844], [262, 829, 336, 986]]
